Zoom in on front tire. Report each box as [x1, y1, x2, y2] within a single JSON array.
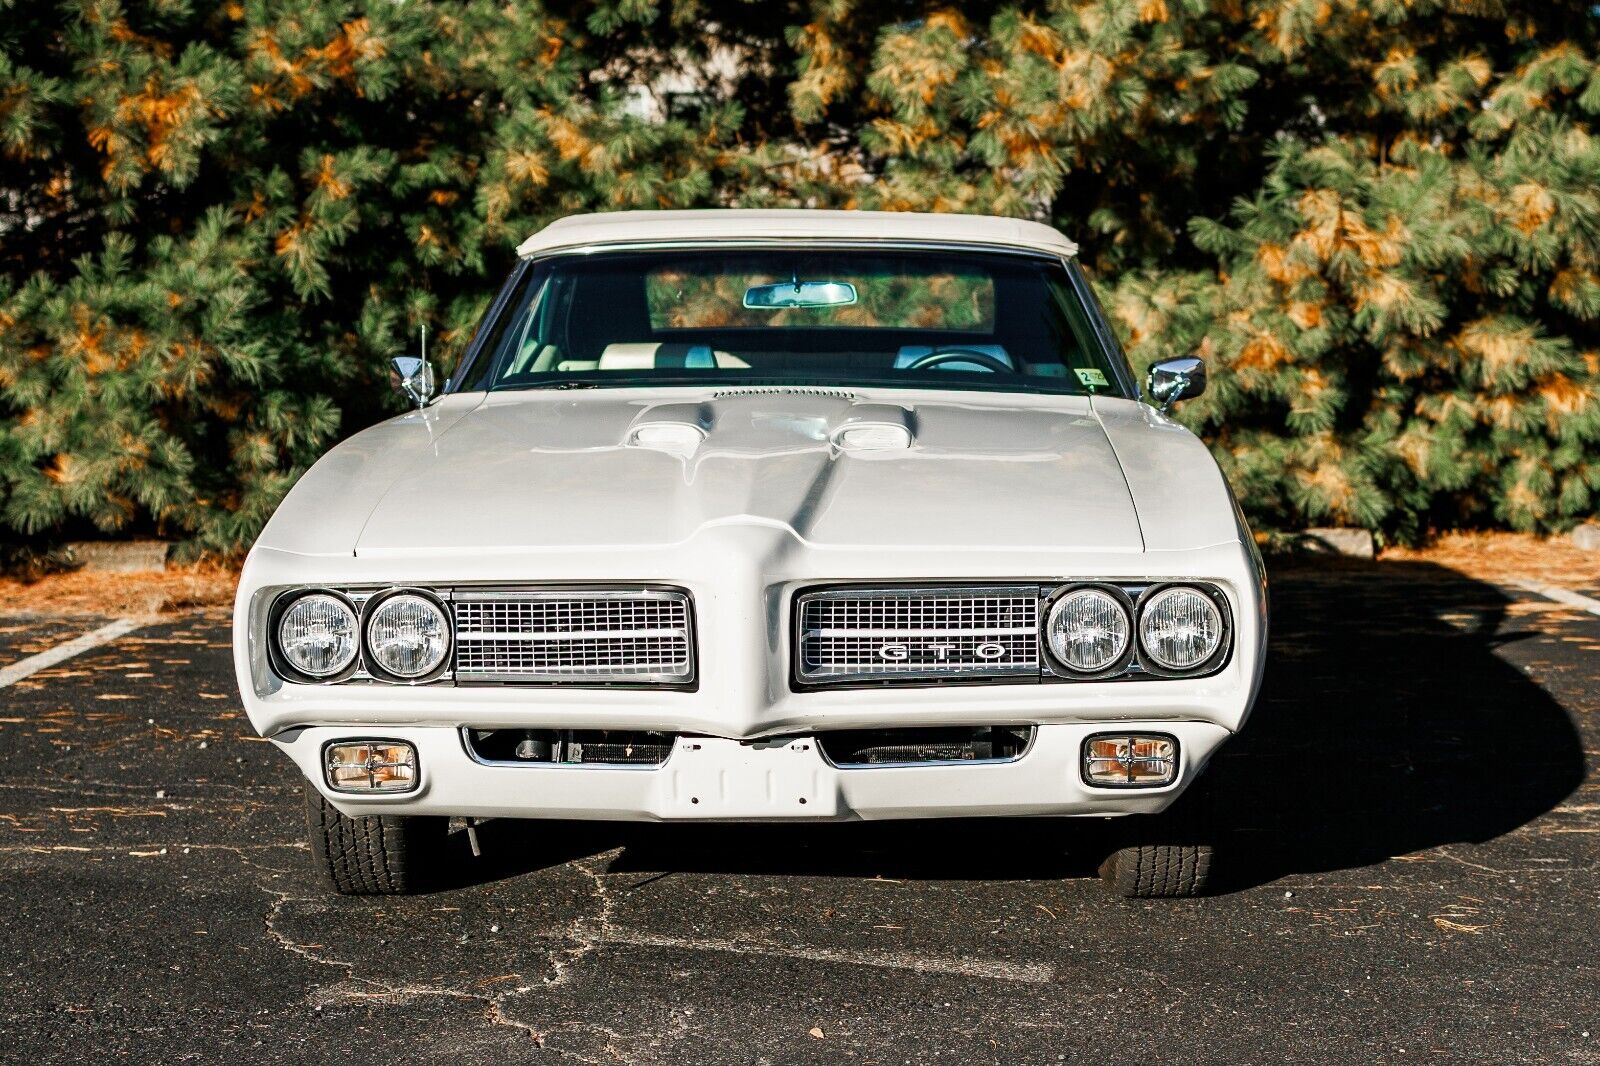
[[304, 785, 449, 895], [1098, 842, 1213, 898]]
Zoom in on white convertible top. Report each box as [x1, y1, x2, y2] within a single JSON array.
[[516, 209, 1079, 259]]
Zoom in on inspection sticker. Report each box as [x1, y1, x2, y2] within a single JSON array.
[[1075, 368, 1110, 389]]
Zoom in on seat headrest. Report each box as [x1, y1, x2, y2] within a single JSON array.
[[598, 343, 718, 370]]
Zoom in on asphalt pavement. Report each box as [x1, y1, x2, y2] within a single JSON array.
[[0, 559, 1595, 1064]]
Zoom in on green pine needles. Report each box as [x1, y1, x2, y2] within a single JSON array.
[[2, 0, 1597, 553]]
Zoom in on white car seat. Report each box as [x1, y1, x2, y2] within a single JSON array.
[[597, 343, 749, 369]]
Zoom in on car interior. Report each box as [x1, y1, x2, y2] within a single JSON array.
[[473, 251, 1116, 394]]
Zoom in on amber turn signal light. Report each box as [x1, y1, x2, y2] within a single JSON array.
[[325, 741, 418, 793], [1082, 734, 1177, 788]]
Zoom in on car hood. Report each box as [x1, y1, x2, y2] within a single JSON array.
[[344, 390, 1144, 557]]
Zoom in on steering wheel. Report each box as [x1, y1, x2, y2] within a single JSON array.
[[903, 348, 1013, 374]]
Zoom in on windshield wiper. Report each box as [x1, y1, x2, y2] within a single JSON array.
[[490, 378, 606, 391], [499, 375, 743, 392]]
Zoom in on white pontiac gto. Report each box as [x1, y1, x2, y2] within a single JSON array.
[[232, 209, 1267, 898]]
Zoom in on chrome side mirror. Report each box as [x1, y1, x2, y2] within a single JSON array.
[[389, 356, 435, 409], [1146, 356, 1206, 413]]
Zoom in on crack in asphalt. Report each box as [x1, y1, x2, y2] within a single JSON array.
[[527, 847, 1057, 985], [260, 881, 554, 1052], [529, 1013, 694, 1066], [9, 831, 681, 1062], [545, 850, 623, 989], [246, 848, 697, 1063]]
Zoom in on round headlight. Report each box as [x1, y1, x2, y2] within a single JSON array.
[[1139, 587, 1224, 671], [1046, 588, 1131, 674], [364, 592, 451, 680], [277, 593, 359, 679]]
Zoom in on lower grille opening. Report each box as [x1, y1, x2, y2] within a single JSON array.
[[464, 728, 676, 767], [816, 726, 1033, 767]]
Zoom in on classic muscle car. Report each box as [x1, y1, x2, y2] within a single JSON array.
[[232, 209, 1267, 898]]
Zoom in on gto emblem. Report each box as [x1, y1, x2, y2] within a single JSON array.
[[875, 641, 1008, 661]]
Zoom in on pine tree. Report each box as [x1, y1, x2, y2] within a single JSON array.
[[1113, 37, 1600, 536], [0, 0, 753, 554], [771, 0, 1600, 537], [3, 0, 1599, 552]]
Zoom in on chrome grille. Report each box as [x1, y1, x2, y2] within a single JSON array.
[[796, 586, 1040, 684], [453, 589, 693, 684]]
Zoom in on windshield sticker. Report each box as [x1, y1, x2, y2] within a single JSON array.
[[1075, 368, 1109, 389]]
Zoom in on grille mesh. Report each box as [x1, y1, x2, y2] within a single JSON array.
[[797, 587, 1040, 683], [454, 591, 692, 684]]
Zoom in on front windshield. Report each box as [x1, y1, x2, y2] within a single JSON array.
[[457, 249, 1128, 397]]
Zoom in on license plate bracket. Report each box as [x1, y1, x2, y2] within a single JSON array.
[[659, 737, 837, 819]]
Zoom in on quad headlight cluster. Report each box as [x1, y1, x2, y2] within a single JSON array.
[[273, 589, 452, 683], [274, 582, 1226, 687], [1044, 583, 1227, 678]]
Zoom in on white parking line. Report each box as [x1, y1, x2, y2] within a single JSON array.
[[1511, 579, 1600, 618], [589, 927, 1056, 984], [0, 617, 151, 689]]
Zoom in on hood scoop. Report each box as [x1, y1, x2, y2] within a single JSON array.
[[626, 402, 712, 454], [831, 403, 915, 452], [351, 391, 1142, 556], [626, 397, 914, 454]]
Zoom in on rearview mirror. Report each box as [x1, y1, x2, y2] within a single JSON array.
[[1146, 357, 1206, 413], [390, 356, 435, 409], [743, 280, 858, 310]]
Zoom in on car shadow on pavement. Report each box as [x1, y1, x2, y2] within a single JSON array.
[[1199, 557, 1586, 892], [439, 560, 1587, 894]]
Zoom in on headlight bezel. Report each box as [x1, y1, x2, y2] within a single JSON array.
[[262, 583, 700, 689], [1041, 583, 1136, 679], [267, 586, 458, 686], [1039, 581, 1232, 682], [1133, 583, 1232, 677], [361, 587, 455, 684], [269, 589, 363, 684]]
